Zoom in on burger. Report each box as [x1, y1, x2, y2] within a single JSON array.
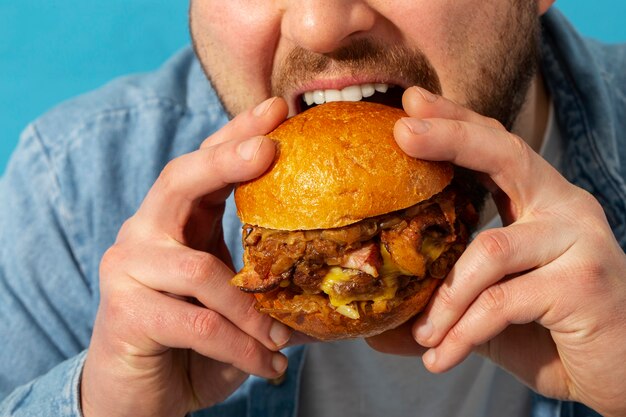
[[231, 101, 478, 340]]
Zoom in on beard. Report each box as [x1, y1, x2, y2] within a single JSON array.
[[461, 4, 541, 131], [271, 38, 443, 101], [194, 3, 539, 131], [271, 8, 539, 131]]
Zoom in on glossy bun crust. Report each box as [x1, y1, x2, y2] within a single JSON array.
[[235, 101, 453, 230], [254, 277, 439, 341]]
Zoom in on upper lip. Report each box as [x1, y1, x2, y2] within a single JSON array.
[[285, 74, 410, 116]]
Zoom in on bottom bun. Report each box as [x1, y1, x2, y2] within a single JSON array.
[[254, 278, 440, 341]]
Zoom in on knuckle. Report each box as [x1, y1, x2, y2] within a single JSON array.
[[480, 283, 507, 313], [242, 294, 264, 320], [447, 119, 467, 143], [574, 190, 609, 231], [200, 133, 217, 149], [566, 258, 607, 292], [491, 133, 532, 181], [100, 283, 135, 325], [584, 227, 613, 255], [435, 282, 457, 309], [99, 244, 126, 281], [447, 322, 466, 345], [242, 300, 274, 342], [157, 157, 185, 197], [204, 145, 221, 171], [565, 190, 617, 262], [475, 229, 514, 261], [190, 309, 221, 340], [507, 133, 532, 168], [238, 336, 263, 366], [199, 137, 211, 149], [116, 217, 137, 241], [179, 251, 216, 287], [571, 186, 598, 206], [159, 158, 178, 187], [579, 260, 607, 282], [485, 116, 505, 131], [195, 146, 222, 181]]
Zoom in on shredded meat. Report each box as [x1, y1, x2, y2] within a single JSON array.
[[232, 263, 289, 293], [233, 187, 474, 295], [292, 262, 328, 294], [380, 203, 455, 277]]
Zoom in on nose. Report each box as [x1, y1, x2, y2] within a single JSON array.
[[282, 0, 378, 54]]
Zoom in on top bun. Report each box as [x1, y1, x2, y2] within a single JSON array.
[[235, 101, 453, 230]]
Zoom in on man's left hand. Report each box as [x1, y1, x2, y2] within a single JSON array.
[[366, 86, 626, 417]]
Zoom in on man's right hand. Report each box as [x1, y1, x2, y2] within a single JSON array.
[[81, 97, 292, 417]]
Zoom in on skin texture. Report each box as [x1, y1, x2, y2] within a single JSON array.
[[81, 1, 626, 417], [191, 0, 539, 128], [368, 88, 626, 417], [82, 99, 296, 417]]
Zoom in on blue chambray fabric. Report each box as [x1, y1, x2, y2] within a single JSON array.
[[0, 8, 622, 417]]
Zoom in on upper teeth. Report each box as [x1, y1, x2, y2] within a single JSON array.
[[303, 83, 389, 106]]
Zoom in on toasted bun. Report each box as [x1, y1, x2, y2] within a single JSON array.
[[235, 101, 453, 230], [254, 277, 439, 341]]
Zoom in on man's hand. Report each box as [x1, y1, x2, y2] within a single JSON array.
[[367, 87, 626, 417], [81, 97, 293, 417]]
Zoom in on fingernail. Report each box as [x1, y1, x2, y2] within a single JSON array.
[[414, 319, 434, 343], [272, 353, 288, 374], [423, 349, 436, 368], [401, 117, 431, 135], [237, 137, 264, 161], [253, 97, 277, 117], [415, 86, 438, 103], [270, 321, 293, 348]]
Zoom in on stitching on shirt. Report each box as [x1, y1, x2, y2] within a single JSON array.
[[29, 123, 91, 288], [544, 25, 626, 205], [28, 98, 224, 299], [40, 97, 222, 158]]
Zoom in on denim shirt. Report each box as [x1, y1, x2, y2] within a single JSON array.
[[0, 9, 624, 417]]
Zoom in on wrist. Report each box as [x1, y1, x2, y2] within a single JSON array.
[[80, 347, 187, 417]]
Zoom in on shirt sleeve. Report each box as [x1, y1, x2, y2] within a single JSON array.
[[0, 352, 87, 417], [0, 124, 95, 415]]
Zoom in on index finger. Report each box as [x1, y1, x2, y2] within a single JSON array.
[[402, 87, 505, 131], [201, 97, 288, 148], [137, 134, 276, 239], [394, 115, 571, 211]]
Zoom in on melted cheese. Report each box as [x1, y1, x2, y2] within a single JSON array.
[[320, 241, 448, 319], [320, 244, 406, 318], [379, 244, 412, 277], [320, 267, 362, 307]]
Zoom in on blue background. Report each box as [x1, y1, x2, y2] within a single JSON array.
[[1, 2, 625, 174]]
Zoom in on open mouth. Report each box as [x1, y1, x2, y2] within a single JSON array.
[[297, 83, 404, 113]]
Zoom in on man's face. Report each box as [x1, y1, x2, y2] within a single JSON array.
[[190, 0, 540, 129]]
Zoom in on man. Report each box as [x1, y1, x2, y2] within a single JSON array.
[[1, 1, 625, 416]]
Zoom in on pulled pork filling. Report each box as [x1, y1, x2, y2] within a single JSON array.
[[232, 187, 476, 318]]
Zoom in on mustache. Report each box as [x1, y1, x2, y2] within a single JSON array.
[[272, 38, 442, 97]]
